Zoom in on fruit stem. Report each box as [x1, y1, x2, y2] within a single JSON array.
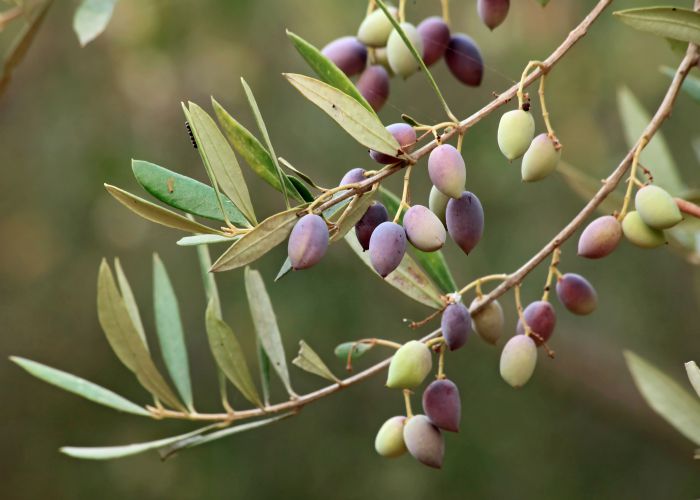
[[403, 389, 414, 418], [458, 273, 509, 296], [437, 344, 446, 379], [441, 0, 450, 25], [366, 0, 376, 16], [514, 284, 534, 337], [407, 305, 446, 329], [398, 0, 406, 22], [541, 247, 561, 302], [393, 164, 413, 223], [618, 137, 648, 221], [457, 131, 464, 153], [425, 337, 445, 349]]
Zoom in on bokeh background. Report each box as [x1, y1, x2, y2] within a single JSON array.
[[1, 0, 699, 498]]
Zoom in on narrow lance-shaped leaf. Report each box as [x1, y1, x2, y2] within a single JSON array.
[[292, 340, 340, 382], [625, 351, 700, 446], [288, 176, 314, 203], [105, 184, 224, 236], [132, 159, 251, 226], [244, 267, 296, 398], [205, 299, 263, 407], [177, 234, 236, 247], [97, 260, 186, 411], [73, 0, 118, 47], [614, 7, 700, 45], [211, 98, 304, 202], [330, 187, 377, 243], [187, 102, 257, 224], [10, 357, 150, 417], [286, 30, 375, 113], [114, 258, 147, 349], [210, 207, 303, 273], [153, 254, 194, 411], [278, 157, 324, 191], [274, 256, 293, 282], [284, 73, 399, 156], [685, 361, 700, 399]]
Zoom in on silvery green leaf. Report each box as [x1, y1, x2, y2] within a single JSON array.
[[685, 361, 700, 399], [292, 340, 339, 382], [177, 234, 236, 247], [614, 7, 700, 45], [73, 0, 117, 47], [114, 258, 147, 349]]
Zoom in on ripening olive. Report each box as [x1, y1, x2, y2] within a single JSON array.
[[499, 335, 537, 388], [356, 65, 391, 112], [287, 214, 329, 270], [374, 416, 407, 458], [321, 36, 368, 77], [556, 273, 597, 315], [469, 297, 504, 345], [403, 205, 446, 252], [621, 211, 666, 248], [440, 302, 471, 351], [386, 340, 433, 389], [369, 221, 407, 277], [477, 0, 510, 30], [417, 16, 450, 66], [403, 414, 444, 469], [635, 185, 682, 229], [429, 185, 450, 225], [387, 23, 424, 78], [515, 300, 556, 345], [446, 191, 484, 255], [355, 202, 389, 251], [497, 109, 535, 161], [357, 6, 398, 47], [370, 122, 417, 164], [422, 379, 461, 432], [428, 144, 467, 199], [339, 167, 366, 187], [577, 215, 623, 259], [521, 134, 561, 182], [445, 34, 483, 86]]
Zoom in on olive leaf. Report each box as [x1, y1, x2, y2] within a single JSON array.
[[177, 234, 236, 247], [97, 260, 186, 411], [288, 176, 314, 203], [132, 160, 251, 226], [105, 184, 224, 236], [283, 73, 399, 156], [274, 257, 293, 282], [153, 254, 194, 411], [187, 102, 257, 224], [73, 0, 118, 47], [329, 188, 377, 243], [286, 30, 375, 114], [344, 232, 443, 309], [10, 357, 150, 417], [278, 157, 324, 191], [244, 267, 296, 398], [685, 361, 700, 399], [210, 207, 302, 273], [625, 351, 700, 446], [292, 341, 340, 383], [114, 257, 147, 349], [661, 66, 700, 104], [614, 7, 700, 45], [334, 342, 374, 361]]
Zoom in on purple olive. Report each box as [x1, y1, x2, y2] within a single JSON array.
[[355, 202, 389, 251], [403, 204, 446, 252], [287, 214, 329, 270], [370, 123, 417, 164], [356, 65, 390, 112], [368, 221, 407, 278], [403, 414, 444, 469], [477, 0, 510, 30], [445, 34, 483, 87], [428, 144, 467, 199], [556, 273, 598, 315], [446, 191, 484, 255], [515, 300, 556, 345], [440, 302, 471, 351], [577, 215, 623, 259], [422, 379, 461, 433], [339, 167, 366, 187], [321, 36, 367, 77], [417, 16, 451, 66]]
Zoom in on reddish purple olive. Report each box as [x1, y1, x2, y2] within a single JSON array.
[[428, 144, 466, 199], [355, 202, 389, 251], [417, 16, 450, 66], [477, 0, 510, 30], [321, 36, 367, 77], [287, 214, 329, 270], [370, 123, 417, 164], [368, 221, 407, 278], [356, 65, 390, 112], [445, 34, 483, 87], [556, 273, 598, 315], [422, 379, 461, 433], [515, 300, 556, 346], [446, 191, 484, 255], [440, 302, 471, 351], [577, 215, 623, 259]]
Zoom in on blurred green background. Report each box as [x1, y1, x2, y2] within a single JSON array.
[[1, 0, 699, 498]]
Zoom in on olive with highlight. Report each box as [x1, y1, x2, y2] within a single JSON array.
[[621, 211, 666, 248], [287, 214, 329, 270], [321, 36, 367, 77], [445, 34, 483, 86], [403, 414, 445, 469], [417, 16, 450, 66], [374, 416, 407, 458], [515, 300, 556, 345], [577, 215, 623, 259], [499, 335, 538, 388], [470, 297, 504, 345], [440, 302, 471, 351], [497, 109, 535, 161], [368, 221, 407, 277], [357, 6, 398, 47], [355, 202, 389, 251], [428, 144, 466, 199], [635, 185, 682, 229], [521, 134, 561, 182], [403, 204, 446, 252], [422, 379, 461, 432], [556, 273, 598, 316], [370, 122, 417, 164], [386, 22, 424, 78], [446, 191, 485, 255]]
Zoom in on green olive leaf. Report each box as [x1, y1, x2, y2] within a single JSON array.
[[278, 157, 325, 191], [685, 361, 700, 399], [132, 160, 251, 226], [105, 184, 224, 236], [244, 267, 296, 398], [334, 342, 374, 361], [625, 351, 700, 446], [661, 65, 700, 103], [10, 357, 149, 417], [97, 260, 186, 411], [114, 257, 147, 350], [292, 340, 340, 383], [274, 256, 293, 282], [535, 0, 551, 6], [283, 73, 399, 156], [176, 234, 236, 247], [210, 207, 302, 273], [288, 175, 315, 203], [153, 254, 194, 411], [73, 0, 118, 47], [614, 7, 700, 45], [286, 30, 375, 114]]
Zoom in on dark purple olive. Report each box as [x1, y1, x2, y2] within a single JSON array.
[[417, 16, 450, 66], [370, 123, 417, 164], [355, 202, 389, 251], [577, 215, 623, 259], [477, 0, 510, 30], [515, 300, 556, 345], [403, 414, 444, 468], [440, 303, 471, 351], [321, 36, 367, 77], [368, 221, 407, 278], [556, 273, 598, 315], [288, 214, 329, 270], [422, 379, 461, 432], [445, 34, 483, 87], [356, 65, 390, 112], [445, 191, 484, 255]]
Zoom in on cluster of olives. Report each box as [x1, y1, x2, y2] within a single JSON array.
[[578, 184, 682, 258], [321, 5, 484, 112]]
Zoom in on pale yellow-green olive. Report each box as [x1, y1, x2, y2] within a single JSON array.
[[386, 340, 432, 389], [469, 297, 504, 345], [635, 185, 682, 229], [386, 23, 423, 78], [499, 335, 537, 388], [621, 211, 666, 248], [497, 109, 535, 161], [521, 133, 561, 182], [357, 6, 398, 47], [374, 416, 407, 458]]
